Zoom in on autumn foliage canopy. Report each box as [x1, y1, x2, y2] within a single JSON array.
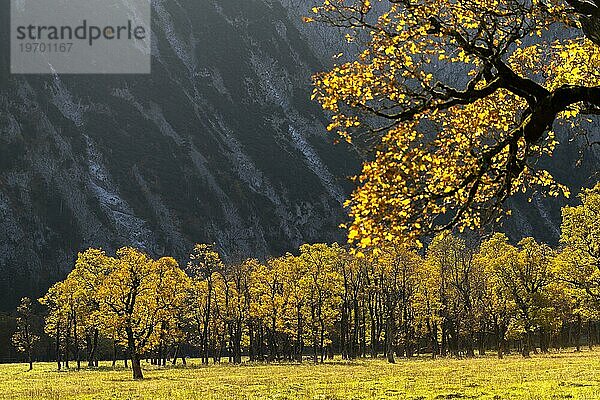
[[310, 0, 600, 247]]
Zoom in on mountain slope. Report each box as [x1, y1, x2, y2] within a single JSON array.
[[0, 0, 357, 309]]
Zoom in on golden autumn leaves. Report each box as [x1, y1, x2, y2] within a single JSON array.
[[40, 247, 189, 379], [310, 0, 600, 249]]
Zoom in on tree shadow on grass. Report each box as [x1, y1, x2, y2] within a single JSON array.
[[107, 376, 163, 382]]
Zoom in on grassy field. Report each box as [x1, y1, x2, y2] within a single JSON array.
[[1, 351, 599, 399]]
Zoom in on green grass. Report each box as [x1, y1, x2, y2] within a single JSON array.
[[1, 350, 599, 399]]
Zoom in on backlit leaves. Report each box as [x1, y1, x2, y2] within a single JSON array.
[[311, 0, 597, 248]]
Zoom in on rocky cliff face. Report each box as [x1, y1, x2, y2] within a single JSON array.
[[0, 0, 598, 310], [0, 0, 357, 309]]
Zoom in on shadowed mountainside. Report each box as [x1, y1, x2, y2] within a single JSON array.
[[0, 0, 357, 309]]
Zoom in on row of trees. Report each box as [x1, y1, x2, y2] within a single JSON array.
[[14, 184, 600, 379]]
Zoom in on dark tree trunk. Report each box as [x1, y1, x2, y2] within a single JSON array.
[[56, 321, 61, 371], [431, 321, 439, 358], [340, 302, 348, 360], [249, 325, 255, 362], [441, 319, 448, 357], [522, 330, 532, 358], [203, 282, 212, 365], [498, 339, 504, 359], [296, 308, 303, 362], [319, 317, 325, 363], [259, 323, 265, 362], [386, 320, 395, 364], [540, 328, 550, 353], [575, 315, 582, 352], [465, 328, 475, 358], [588, 320, 594, 350], [131, 354, 143, 380], [370, 315, 377, 358], [352, 298, 359, 359], [361, 308, 367, 357], [172, 344, 179, 365], [495, 322, 505, 359], [403, 303, 413, 358], [270, 316, 277, 362], [313, 336, 318, 364], [126, 327, 143, 380], [233, 326, 243, 364], [478, 324, 486, 356], [65, 320, 70, 369], [311, 305, 318, 364], [74, 315, 80, 371], [86, 333, 92, 367], [92, 328, 100, 368], [386, 294, 396, 363]]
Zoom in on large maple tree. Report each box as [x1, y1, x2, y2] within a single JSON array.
[[311, 0, 600, 247]]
